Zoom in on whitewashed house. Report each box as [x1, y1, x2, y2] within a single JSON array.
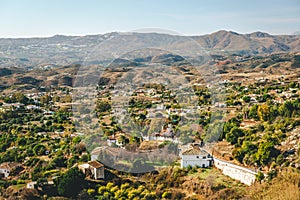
[[156, 104, 165, 110], [78, 160, 105, 180], [0, 162, 23, 178], [180, 146, 213, 168], [107, 136, 117, 146], [26, 181, 37, 189], [106, 133, 127, 147], [88, 161, 105, 179]]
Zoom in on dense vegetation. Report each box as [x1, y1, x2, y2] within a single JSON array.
[[0, 52, 300, 199]]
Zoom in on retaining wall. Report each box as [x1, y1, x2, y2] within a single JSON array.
[[213, 157, 257, 185]]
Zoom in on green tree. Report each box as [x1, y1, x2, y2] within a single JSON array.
[[221, 117, 241, 140], [255, 171, 265, 182], [257, 104, 270, 121], [242, 95, 251, 103], [57, 167, 85, 197], [40, 94, 52, 105], [67, 155, 79, 168], [33, 144, 47, 156], [255, 142, 280, 166], [17, 138, 27, 146], [226, 127, 245, 145], [96, 101, 111, 113], [279, 101, 294, 118], [248, 104, 259, 120], [72, 136, 81, 144], [12, 92, 29, 104], [51, 156, 67, 168]]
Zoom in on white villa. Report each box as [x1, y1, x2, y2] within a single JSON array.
[[180, 146, 213, 168]]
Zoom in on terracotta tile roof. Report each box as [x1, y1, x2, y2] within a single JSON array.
[[88, 160, 104, 168], [181, 147, 208, 156]]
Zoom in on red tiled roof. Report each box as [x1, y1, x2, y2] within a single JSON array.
[[88, 160, 104, 168], [181, 147, 208, 156]]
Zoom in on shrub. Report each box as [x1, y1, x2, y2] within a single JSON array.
[[162, 191, 172, 199], [255, 171, 265, 182]]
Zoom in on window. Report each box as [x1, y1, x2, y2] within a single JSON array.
[[203, 156, 206, 159], [196, 156, 199, 158]]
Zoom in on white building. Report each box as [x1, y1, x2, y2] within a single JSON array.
[[78, 160, 105, 180], [88, 161, 105, 179], [156, 104, 165, 110], [0, 168, 10, 179], [0, 162, 23, 178], [26, 181, 37, 189], [107, 134, 125, 147], [180, 146, 213, 168], [107, 137, 117, 146]]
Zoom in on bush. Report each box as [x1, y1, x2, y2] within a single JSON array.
[[33, 144, 47, 156], [243, 95, 251, 103], [162, 191, 172, 199], [255, 171, 265, 182]]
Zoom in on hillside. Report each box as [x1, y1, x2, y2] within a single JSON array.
[[0, 31, 300, 68], [0, 52, 299, 93], [0, 51, 300, 200]]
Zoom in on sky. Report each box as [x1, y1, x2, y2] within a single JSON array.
[[0, 0, 300, 38]]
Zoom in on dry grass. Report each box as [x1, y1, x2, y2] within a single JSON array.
[[247, 168, 300, 200], [139, 140, 164, 150]]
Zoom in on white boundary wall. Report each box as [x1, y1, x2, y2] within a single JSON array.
[[214, 158, 257, 185]]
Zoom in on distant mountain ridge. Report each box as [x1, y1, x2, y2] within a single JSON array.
[[0, 30, 299, 67], [193, 30, 299, 54]]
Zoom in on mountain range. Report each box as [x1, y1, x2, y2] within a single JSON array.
[[0, 30, 299, 67]]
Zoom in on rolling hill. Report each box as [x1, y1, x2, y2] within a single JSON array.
[[0, 30, 299, 68]]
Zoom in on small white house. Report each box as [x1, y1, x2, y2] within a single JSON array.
[[79, 160, 105, 180], [156, 104, 165, 110], [107, 137, 117, 146], [0, 162, 23, 179], [0, 168, 10, 179], [88, 161, 105, 179], [27, 181, 37, 189], [180, 146, 213, 168]]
